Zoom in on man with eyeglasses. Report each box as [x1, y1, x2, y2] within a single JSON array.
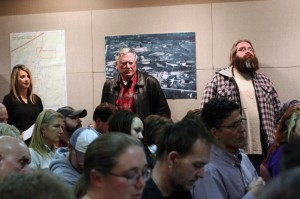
[[101, 48, 171, 120], [193, 98, 265, 199], [200, 39, 280, 173]]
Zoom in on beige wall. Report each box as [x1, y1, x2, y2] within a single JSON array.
[[0, 0, 299, 126]]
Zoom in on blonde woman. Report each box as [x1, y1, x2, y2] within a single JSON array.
[[2, 64, 43, 132], [29, 109, 64, 170]]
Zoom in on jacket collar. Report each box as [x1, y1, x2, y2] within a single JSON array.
[[114, 71, 145, 88], [217, 66, 234, 78], [217, 66, 272, 92]]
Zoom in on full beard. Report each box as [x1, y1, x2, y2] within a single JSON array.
[[65, 123, 82, 133], [232, 54, 259, 74]]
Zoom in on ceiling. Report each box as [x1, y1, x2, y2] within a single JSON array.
[[0, 0, 263, 16]]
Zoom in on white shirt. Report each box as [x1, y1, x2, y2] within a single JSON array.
[[29, 145, 56, 170]]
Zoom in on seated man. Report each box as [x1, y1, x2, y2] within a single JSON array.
[[142, 119, 213, 199], [89, 102, 118, 134], [49, 127, 100, 188], [0, 136, 31, 178], [56, 106, 87, 147], [192, 98, 264, 199]]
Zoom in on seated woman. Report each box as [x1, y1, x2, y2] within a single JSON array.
[[29, 109, 64, 170], [108, 110, 144, 141], [75, 133, 148, 199], [261, 106, 300, 181]]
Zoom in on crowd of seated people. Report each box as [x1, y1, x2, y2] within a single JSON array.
[[2, 62, 300, 199], [2, 98, 300, 199]]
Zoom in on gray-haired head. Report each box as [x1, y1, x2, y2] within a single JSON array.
[[115, 48, 138, 62], [0, 123, 20, 138]]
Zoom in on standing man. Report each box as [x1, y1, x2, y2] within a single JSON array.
[[201, 39, 280, 170], [101, 48, 171, 119], [0, 136, 31, 178], [0, 103, 8, 123], [142, 119, 213, 199], [56, 106, 87, 147], [193, 98, 264, 199]]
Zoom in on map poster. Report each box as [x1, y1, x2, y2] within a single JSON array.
[[10, 30, 67, 109]]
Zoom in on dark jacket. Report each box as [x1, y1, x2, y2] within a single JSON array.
[[101, 71, 171, 119]]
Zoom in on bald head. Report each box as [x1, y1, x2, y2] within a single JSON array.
[[0, 104, 8, 124], [0, 136, 31, 178]]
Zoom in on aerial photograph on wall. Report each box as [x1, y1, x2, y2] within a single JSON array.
[[105, 32, 197, 99]]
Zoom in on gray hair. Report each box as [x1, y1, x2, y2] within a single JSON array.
[[115, 48, 138, 62], [0, 123, 20, 138]]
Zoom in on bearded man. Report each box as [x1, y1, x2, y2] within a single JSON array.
[[200, 39, 280, 173]]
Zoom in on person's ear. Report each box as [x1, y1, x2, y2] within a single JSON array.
[[67, 144, 72, 151], [167, 151, 179, 168], [40, 126, 46, 137], [90, 169, 104, 188], [211, 128, 218, 139], [95, 118, 102, 124]]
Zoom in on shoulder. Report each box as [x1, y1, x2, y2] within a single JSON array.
[[29, 148, 41, 169], [206, 67, 232, 86], [142, 178, 164, 199], [29, 148, 44, 160], [253, 72, 272, 82], [103, 77, 117, 86], [253, 72, 277, 92], [54, 147, 69, 158], [139, 72, 159, 84], [214, 67, 233, 78], [3, 93, 13, 101], [33, 94, 43, 103], [33, 94, 41, 99]]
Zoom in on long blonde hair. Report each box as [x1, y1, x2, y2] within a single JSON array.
[[10, 64, 36, 103], [29, 109, 63, 157]]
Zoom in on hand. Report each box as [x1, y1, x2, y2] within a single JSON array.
[[247, 177, 265, 196]]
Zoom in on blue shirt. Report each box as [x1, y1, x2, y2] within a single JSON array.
[[49, 147, 81, 189], [192, 145, 257, 199]]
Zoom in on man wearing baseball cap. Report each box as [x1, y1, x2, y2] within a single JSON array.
[[56, 106, 87, 147], [49, 127, 100, 188]]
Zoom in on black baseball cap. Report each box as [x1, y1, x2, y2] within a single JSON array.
[[56, 106, 87, 118]]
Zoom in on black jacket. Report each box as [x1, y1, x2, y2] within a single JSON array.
[[101, 71, 171, 119]]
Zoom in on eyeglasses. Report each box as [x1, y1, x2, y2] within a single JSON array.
[[105, 167, 151, 185], [120, 61, 135, 66], [219, 118, 247, 130], [237, 47, 254, 52]]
